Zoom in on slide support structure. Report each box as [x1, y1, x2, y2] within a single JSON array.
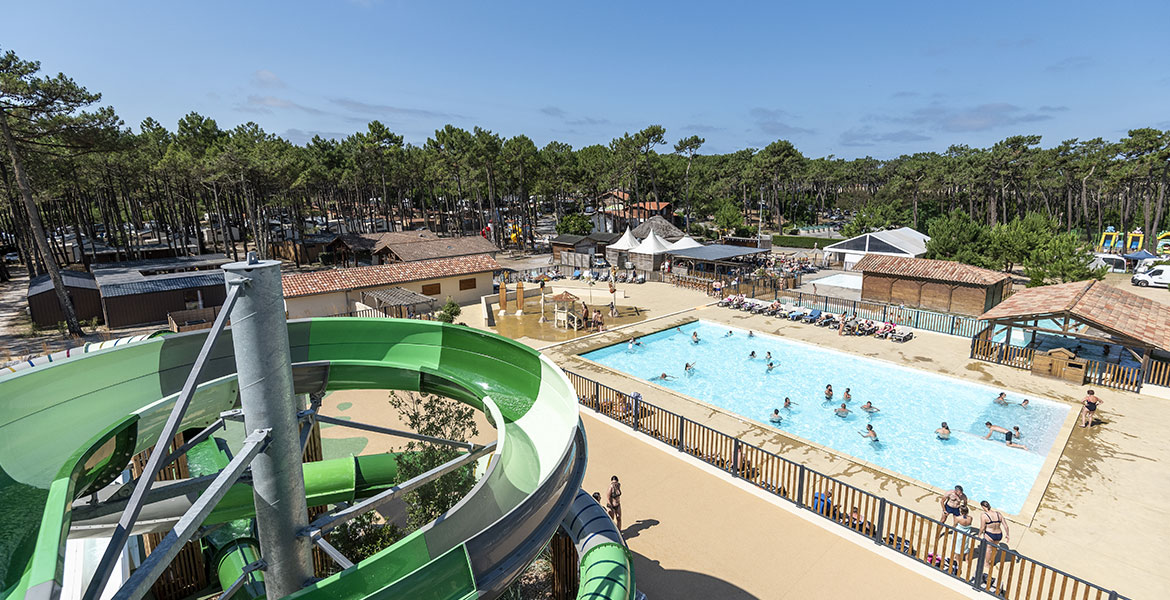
[[224, 254, 313, 597]]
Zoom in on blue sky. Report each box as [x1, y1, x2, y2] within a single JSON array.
[[6, 0, 1169, 158]]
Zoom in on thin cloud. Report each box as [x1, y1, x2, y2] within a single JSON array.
[[330, 97, 454, 119], [886, 102, 1051, 132], [750, 107, 813, 136], [839, 126, 931, 147], [892, 91, 919, 98], [1045, 56, 1093, 72], [567, 116, 609, 126], [540, 106, 567, 118], [247, 95, 327, 116], [1038, 105, 1070, 113], [283, 128, 348, 145], [251, 69, 285, 88], [684, 123, 722, 133]]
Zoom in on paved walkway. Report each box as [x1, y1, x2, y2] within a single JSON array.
[[581, 412, 974, 600]]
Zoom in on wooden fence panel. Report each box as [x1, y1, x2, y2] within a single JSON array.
[[1145, 359, 1170, 387]]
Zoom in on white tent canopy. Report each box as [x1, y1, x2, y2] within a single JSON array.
[[630, 230, 671, 255], [606, 227, 639, 251], [668, 236, 703, 251]]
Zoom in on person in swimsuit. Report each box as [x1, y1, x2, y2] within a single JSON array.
[[684, 362, 696, 373], [983, 421, 1009, 439], [979, 500, 1009, 565], [748, 331, 755, 338], [1011, 426, 1022, 439], [765, 351, 772, 361], [860, 401, 879, 413], [656, 373, 675, 381], [1081, 390, 1102, 428], [766, 362, 775, 372], [692, 331, 700, 344], [1019, 399, 1029, 408], [953, 505, 978, 555], [843, 388, 852, 402], [769, 409, 782, 423], [825, 385, 834, 400], [835, 403, 850, 417], [783, 397, 794, 409], [592, 491, 602, 504], [936, 422, 951, 440], [1003, 428, 1027, 450], [749, 351, 757, 359], [994, 392, 1009, 405], [606, 476, 622, 530], [859, 424, 878, 442], [939, 485, 968, 526], [725, 330, 734, 337]]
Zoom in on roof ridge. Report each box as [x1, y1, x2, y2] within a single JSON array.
[[1067, 279, 1097, 311]]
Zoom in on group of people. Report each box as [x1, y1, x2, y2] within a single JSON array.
[[939, 485, 1010, 564], [590, 475, 623, 530], [766, 383, 883, 442]]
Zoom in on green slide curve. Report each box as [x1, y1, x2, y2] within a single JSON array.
[[0, 318, 634, 600]]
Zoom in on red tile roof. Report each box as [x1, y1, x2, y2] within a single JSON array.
[[282, 254, 501, 298], [854, 255, 1011, 286], [979, 280, 1170, 350]]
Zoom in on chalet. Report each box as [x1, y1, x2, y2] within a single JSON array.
[[854, 255, 1012, 317]]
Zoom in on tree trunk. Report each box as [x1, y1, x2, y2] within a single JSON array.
[[1, 115, 85, 337]]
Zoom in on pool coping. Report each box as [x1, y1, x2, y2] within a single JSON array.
[[557, 313, 1081, 528]]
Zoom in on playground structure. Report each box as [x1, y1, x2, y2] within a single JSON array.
[[1097, 227, 1147, 253], [0, 255, 635, 600], [1158, 231, 1170, 254]]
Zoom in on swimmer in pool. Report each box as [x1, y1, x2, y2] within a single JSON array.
[[843, 388, 852, 402], [835, 403, 850, 417], [692, 331, 700, 344], [748, 331, 755, 338], [994, 392, 1009, 405], [769, 409, 782, 423], [825, 384, 834, 400], [684, 362, 696, 373], [656, 373, 675, 381], [725, 330, 734, 337], [936, 422, 951, 440], [783, 397, 794, 409], [983, 421, 1008, 439], [860, 401, 879, 413], [749, 351, 757, 359], [859, 424, 878, 442], [766, 362, 775, 372], [1011, 426, 1023, 439], [765, 351, 772, 361], [1020, 399, 1029, 408]]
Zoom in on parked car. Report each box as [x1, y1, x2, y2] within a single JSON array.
[[1132, 266, 1170, 287]]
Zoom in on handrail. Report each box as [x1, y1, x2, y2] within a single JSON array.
[[563, 368, 1127, 600]]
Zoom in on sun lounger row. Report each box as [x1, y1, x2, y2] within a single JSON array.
[[717, 298, 914, 342]]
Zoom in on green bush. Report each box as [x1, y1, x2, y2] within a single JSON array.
[[770, 235, 825, 249]]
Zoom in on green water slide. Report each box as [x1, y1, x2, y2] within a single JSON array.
[[0, 319, 635, 600]]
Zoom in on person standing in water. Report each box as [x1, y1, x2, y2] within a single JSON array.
[[859, 424, 878, 441], [935, 422, 951, 440], [769, 409, 782, 423], [825, 384, 834, 400], [835, 403, 850, 417]]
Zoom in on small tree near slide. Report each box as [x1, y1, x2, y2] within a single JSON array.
[[0, 48, 118, 337], [556, 213, 592, 236]]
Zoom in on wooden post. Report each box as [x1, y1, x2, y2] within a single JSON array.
[[514, 282, 524, 315], [549, 529, 579, 600], [498, 283, 508, 316]]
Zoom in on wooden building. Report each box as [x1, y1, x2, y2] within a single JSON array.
[[93, 255, 231, 328], [26, 270, 103, 327], [550, 232, 622, 263], [854, 255, 1012, 316]]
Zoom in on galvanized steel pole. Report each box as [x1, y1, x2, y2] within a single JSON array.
[[223, 254, 313, 597]]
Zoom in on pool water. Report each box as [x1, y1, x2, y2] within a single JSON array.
[[812, 273, 862, 290], [582, 320, 1070, 513]]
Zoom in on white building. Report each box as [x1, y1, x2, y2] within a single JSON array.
[[823, 227, 930, 271]]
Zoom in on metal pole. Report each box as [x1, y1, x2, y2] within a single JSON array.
[[223, 254, 313, 597]]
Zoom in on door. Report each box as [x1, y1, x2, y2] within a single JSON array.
[[1150, 268, 1169, 287]]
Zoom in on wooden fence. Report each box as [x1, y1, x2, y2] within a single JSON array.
[[971, 337, 1148, 393], [564, 369, 1127, 600]]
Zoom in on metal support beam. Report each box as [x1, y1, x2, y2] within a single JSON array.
[[218, 559, 267, 600], [158, 418, 225, 471], [314, 414, 478, 451], [311, 535, 354, 570], [83, 283, 242, 600], [113, 429, 269, 600], [304, 442, 495, 536], [224, 255, 314, 598]]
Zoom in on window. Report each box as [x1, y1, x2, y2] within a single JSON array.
[[459, 277, 477, 291], [421, 283, 441, 296]]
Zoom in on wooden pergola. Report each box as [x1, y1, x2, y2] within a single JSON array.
[[359, 287, 438, 318], [978, 280, 1170, 371]]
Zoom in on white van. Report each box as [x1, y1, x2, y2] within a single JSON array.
[[1093, 253, 1127, 273], [1132, 266, 1170, 287]]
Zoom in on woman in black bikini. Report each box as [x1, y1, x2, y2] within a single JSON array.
[[606, 475, 622, 530], [824, 384, 834, 400], [978, 500, 1009, 566], [1080, 390, 1102, 428]]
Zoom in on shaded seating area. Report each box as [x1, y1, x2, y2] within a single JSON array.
[[358, 286, 438, 318], [973, 280, 1170, 392]]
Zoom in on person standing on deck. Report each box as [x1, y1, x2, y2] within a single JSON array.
[[607, 476, 623, 530]]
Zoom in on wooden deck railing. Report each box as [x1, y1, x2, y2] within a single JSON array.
[[563, 369, 1127, 600], [971, 337, 1149, 393]]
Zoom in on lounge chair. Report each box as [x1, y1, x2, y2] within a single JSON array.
[[750, 301, 770, 314], [890, 329, 914, 343], [635, 274, 646, 284], [571, 269, 581, 279], [718, 295, 736, 307], [874, 323, 896, 339], [818, 313, 840, 328], [787, 308, 808, 320], [802, 309, 823, 324]]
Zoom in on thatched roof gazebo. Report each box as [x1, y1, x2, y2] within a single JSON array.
[[632, 215, 685, 242]]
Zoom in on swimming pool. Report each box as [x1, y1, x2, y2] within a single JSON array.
[[811, 273, 862, 290], [582, 320, 1070, 513]]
